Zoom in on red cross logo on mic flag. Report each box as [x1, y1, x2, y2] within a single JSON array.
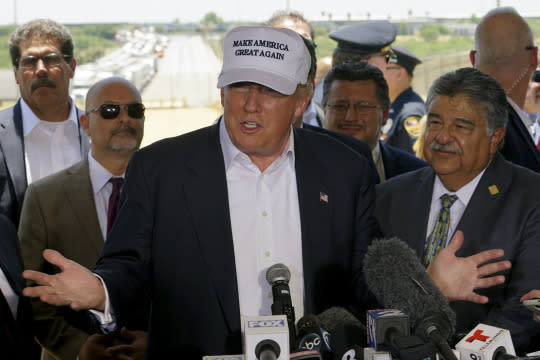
[[466, 329, 490, 343]]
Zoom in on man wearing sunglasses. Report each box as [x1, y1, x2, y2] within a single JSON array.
[[23, 26, 381, 358], [19, 77, 147, 360], [0, 19, 90, 227], [470, 7, 540, 173]]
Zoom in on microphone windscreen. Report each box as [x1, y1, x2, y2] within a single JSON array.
[[318, 307, 364, 333], [266, 263, 291, 285], [363, 237, 456, 340]]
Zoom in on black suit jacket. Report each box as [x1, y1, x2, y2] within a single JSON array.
[[303, 123, 379, 182], [500, 103, 540, 173], [0, 100, 90, 226], [380, 142, 427, 180], [0, 214, 40, 359], [375, 153, 540, 354], [94, 122, 381, 358]]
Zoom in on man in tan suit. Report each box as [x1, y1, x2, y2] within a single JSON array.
[[19, 77, 147, 360]]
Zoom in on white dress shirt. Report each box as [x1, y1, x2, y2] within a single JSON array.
[[507, 97, 536, 140], [88, 151, 125, 240], [21, 98, 82, 184], [426, 169, 486, 245], [219, 119, 304, 319]]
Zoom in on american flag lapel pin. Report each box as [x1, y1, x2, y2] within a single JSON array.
[[320, 192, 328, 203]]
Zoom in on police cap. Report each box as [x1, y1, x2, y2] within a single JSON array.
[[392, 46, 422, 75], [329, 20, 397, 56]]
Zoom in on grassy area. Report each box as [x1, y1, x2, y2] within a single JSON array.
[[0, 24, 122, 68]]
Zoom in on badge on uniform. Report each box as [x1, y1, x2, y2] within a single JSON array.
[[488, 185, 499, 195], [403, 116, 421, 138]]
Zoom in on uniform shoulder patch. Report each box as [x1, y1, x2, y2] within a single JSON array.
[[403, 116, 421, 138]]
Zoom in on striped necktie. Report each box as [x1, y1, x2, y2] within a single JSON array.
[[423, 194, 458, 266]]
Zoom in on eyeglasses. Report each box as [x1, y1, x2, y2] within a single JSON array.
[[17, 53, 70, 70], [88, 103, 145, 119], [326, 102, 379, 116]]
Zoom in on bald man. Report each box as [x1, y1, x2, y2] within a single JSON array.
[[19, 77, 147, 360], [471, 7, 540, 172]]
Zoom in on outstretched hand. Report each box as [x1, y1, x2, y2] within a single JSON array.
[[427, 230, 511, 304], [23, 249, 106, 311]]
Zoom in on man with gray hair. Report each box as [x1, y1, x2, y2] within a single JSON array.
[[22, 25, 381, 358], [470, 7, 540, 172], [0, 19, 89, 226], [376, 67, 540, 353]]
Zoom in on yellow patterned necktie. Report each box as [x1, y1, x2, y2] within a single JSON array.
[[423, 194, 458, 266]]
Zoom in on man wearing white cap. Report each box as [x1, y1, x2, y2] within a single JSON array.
[[22, 26, 381, 358]]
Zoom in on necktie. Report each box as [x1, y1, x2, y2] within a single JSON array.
[[423, 194, 458, 266], [536, 137, 540, 152], [107, 177, 124, 236], [0, 288, 17, 356]]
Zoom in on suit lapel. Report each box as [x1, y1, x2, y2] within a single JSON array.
[[409, 168, 436, 256], [62, 158, 104, 255], [456, 153, 507, 255], [0, 101, 27, 208], [183, 121, 240, 332], [293, 128, 332, 311]]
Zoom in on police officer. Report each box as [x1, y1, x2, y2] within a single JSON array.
[[313, 20, 397, 107], [380, 46, 424, 154]]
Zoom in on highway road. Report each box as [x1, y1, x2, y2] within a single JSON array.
[[143, 34, 222, 107]]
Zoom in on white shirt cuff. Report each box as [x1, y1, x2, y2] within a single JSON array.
[[88, 274, 117, 333]]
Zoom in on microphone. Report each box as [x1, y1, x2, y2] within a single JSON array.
[[296, 314, 331, 355], [367, 309, 437, 360], [363, 238, 458, 360], [456, 323, 516, 360], [256, 339, 280, 360], [318, 307, 367, 360], [366, 309, 409, 349], [243, 315, 289, 360], [267, 263, 296, 349]]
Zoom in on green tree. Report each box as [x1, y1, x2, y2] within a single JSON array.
[[419, 24, 441, 42], [201, 12, 223, 25]]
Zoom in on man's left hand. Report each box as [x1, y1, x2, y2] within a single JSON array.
[[427, 230, 511, 303]]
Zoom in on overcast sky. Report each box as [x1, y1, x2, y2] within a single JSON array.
[[2, 0, 540, 25]]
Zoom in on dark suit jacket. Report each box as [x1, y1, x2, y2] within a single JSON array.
[[380, 142, 427, 180], [303, 123, 378, 182], [19, 158, 105, 360], [0, 214, 40, 359], [375, 152, 540, 354], [500, 103, 540, 173], [0, 100, 90, 227], [94, 122, 381, 358]]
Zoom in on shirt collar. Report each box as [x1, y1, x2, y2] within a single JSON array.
[[21, 97, 79, 136], [432, 167, 486, 208], [219, 116, 295, 172], [88, 150, 124, 195]]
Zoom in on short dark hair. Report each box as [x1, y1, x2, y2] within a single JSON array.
[[426, 67, 508, 136], [322, 61, 390, 109], [9, 19, 74, 68], [266, 10, 315, 41]]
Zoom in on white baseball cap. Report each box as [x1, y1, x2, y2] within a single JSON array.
[[217, 26, 311, 95]]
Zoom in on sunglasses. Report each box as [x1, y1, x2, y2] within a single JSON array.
[[17, 53, 70, 70], [88, 103, 145, 119]]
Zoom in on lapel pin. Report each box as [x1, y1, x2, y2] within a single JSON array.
[[319, 192, 328, 203], [488, 185, 499, 195]]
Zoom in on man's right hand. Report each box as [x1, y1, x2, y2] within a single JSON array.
[[23, 249, 106, 311]]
